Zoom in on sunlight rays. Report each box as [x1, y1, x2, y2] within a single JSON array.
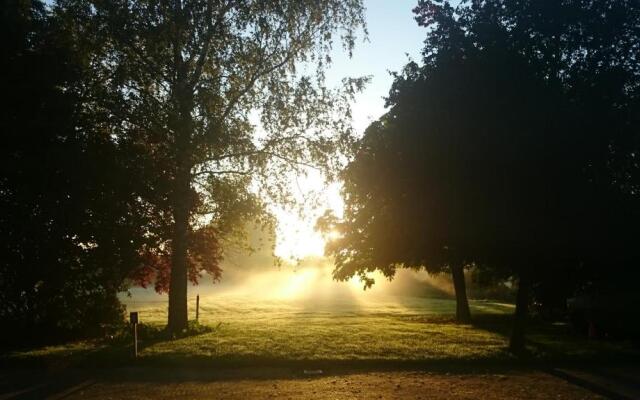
[[271, 171, 344, 261], [279, 268, 319, 298]]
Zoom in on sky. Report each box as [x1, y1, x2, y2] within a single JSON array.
[[328, 0, 427, 133], [273, 1, 427, 260]]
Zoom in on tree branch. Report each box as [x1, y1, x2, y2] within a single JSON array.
[[193, 169, 251, 177], [220, 16, 317, 121], [189, 0, 235, 88]]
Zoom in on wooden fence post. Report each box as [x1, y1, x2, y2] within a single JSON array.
[[196, 294, 200, 323]]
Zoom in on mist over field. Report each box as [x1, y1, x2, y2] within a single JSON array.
[[119, 223, 457, 316], [120, 253, 458, 317]]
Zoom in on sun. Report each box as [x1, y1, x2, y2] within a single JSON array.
[[273, 212, 326, 260], [272, 174, 344, 261]]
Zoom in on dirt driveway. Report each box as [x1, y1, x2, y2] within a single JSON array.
[[54, 370, 603, 400]]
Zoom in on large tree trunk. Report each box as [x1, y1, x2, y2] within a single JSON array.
[[509, 268, 531, 354], [168, 166, 190, 334], [451, 263, 471, 323], [167, 51, 194, 333]]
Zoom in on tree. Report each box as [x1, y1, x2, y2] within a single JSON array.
[[429, 0, 640, 352], [410, 0, 640, 353], [1, 0, 153, 343], [324, 0, 640, 352], [58, 0, 367, 332], [320, 47, 564, 325]]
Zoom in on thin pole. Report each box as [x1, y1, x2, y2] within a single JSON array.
[[196, 294, 200, 322], [133, 323, 138, 358]]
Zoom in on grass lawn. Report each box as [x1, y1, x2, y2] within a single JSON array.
[[4, 294, 639, 368], [4, 297, 510, 366], [141, 297, 512, 363]]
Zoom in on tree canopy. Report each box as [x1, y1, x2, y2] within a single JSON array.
[[56, 0, 367, 332], [1, 0, 154, 342], [321, 0, 640, 350]]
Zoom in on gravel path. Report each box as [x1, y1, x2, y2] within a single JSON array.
[[60, 370, 603, 400]]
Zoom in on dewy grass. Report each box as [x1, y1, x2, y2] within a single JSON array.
[[4, 298, 513, 365], [125, 297, 513, 362], [143, 313, 507, 362], [5, 296, 638, 367]]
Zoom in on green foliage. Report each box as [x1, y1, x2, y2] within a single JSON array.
[[326, 0, 640, 286], [55, 0, 367, 330], [321, 0, 640, 351], [1, 0, 154, 344], [414, 0, 640, 196], [57, 0, 368, 282]]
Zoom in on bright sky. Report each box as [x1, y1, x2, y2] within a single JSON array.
[[274, 1, 426, 260]]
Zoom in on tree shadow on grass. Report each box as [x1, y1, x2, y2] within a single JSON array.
[[0, 321, 218, 370], [4, 313, 639, 377], [469, 312, 640, 365]]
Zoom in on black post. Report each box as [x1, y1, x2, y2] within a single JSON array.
[[134, 323, 138, 358], [196, 294, 200, 322], [130, 311, 139, 358]]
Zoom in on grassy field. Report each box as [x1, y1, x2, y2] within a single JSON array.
[[136, 297, 513, 363], [7, 296, 511, 365], [5, 292, 639, 368]]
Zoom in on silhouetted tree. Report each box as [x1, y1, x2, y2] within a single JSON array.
[[424, 0, 640, 353], [57, 0, 367, 333], [325, 0, 640, 351], [418, 0, 640, 352], [321, 48, 566, 325], [1, 0, 153, 343]]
